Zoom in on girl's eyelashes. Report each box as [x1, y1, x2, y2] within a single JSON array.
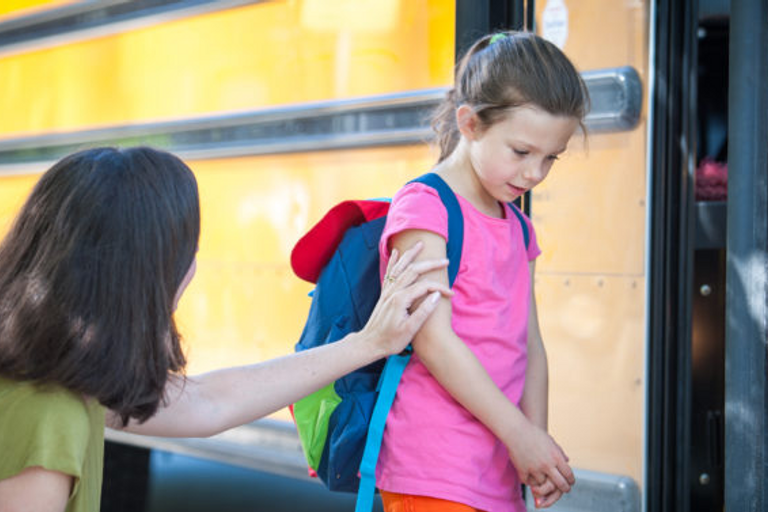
[[512, 148, 562, 160]]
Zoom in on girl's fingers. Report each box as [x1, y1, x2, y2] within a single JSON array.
[[546, 467, 571, 494], [534, 489, 563, 509], [530, 479, 556, 497], [556, 460, 575, 486]]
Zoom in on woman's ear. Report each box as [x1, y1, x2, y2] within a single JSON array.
[[456, 105, 480, 140]]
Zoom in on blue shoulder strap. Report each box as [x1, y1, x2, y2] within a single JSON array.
[[355, 173, 462, 512], [410, 173, 464, 281], [508, 202, 530, 249]]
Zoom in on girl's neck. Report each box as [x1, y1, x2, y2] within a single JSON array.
[[433, 146, 504, 219]]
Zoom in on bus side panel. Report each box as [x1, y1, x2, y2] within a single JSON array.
[[0, 174, 38, 230], [0, 0, 454, 137], [533, 0, 649, 486]]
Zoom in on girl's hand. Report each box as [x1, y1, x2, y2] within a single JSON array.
[[530, 486, 564, 509], [363, 242, 453, 357], [506, 421, 575, 499]]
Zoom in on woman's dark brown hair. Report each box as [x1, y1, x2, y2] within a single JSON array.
[[432, 31, 590, 162], [0, 146, 200, 424]]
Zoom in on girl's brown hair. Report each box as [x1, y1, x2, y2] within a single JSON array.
[[0, 146, 200, 425], [432, 31, 590, 162]]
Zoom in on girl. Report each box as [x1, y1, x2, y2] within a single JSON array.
[[376, 32, 589, 511], [0, 146, 452, 512]]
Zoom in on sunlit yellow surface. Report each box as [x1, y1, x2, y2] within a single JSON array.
[[0, 173, 39, 233], [0, 0, 454, 137], [0, 0, 72, 22], [533, 0, 649, 485]]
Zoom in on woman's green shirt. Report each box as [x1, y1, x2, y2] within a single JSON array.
[[0, 376, 105, 512]]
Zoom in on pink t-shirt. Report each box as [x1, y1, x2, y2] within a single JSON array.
[[376, 182, 541, 512]]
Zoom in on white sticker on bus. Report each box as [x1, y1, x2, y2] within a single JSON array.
[[541, 0, 569, 49]]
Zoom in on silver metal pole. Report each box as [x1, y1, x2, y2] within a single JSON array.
[[725, 0, 768, 510]]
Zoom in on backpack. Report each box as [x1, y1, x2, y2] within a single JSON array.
[[289, 173, 530, 512]]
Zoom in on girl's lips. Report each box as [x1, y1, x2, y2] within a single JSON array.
[[508, 184, 527, 196]]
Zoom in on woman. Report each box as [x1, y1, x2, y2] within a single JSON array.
[[0, 146, 451, 512]]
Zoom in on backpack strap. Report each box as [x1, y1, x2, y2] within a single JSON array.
[[508, 202, 531, 250], [356, 350, 410, 512], [410, 173, 464, 285], [355, 173, 463, 512]]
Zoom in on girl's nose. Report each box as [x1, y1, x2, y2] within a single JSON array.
[[523, 161, 547, 184]]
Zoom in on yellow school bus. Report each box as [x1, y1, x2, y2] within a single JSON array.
[[1, 1, 765, 511]]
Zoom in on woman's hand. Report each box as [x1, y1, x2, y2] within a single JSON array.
[[362, 241, 453, 358]]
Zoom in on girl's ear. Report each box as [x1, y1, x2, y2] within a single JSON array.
[[456, 105, 480, 140]]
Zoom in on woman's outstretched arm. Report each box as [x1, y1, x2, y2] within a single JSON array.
[[107, 242, 452, 437]]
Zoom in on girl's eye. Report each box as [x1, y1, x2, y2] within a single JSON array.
[[513, 149, 529, 156], [547, 155, 560, 161]]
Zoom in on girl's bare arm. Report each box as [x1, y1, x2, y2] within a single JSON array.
[[388, 229, 573, 495], [519, 261, 549, 429]]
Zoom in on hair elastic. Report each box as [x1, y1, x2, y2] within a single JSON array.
[[489, 33, 508, 45]]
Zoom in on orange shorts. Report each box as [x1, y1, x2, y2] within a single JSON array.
[[380, 490, 485, 512]]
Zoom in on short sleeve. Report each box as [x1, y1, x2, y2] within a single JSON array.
[[378, 183, 450, 278], [0, 381, 90, 493]]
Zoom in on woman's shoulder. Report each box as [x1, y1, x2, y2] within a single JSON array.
[[0, 377, 102, 488], [0, 377, 91, 428]]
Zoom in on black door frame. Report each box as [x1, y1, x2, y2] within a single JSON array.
[[646, 0, 698, 511], [455, 0, 532, 55]]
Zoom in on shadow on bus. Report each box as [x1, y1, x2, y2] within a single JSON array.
[[145, 450, 383, 512]]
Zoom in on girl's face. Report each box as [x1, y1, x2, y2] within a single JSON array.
[[461, 105, 579, 204]]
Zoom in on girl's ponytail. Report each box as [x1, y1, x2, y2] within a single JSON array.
[[431, 35, 496, 162], [431, 88, 460, 162]]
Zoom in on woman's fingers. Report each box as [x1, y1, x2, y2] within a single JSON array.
[[395, 258, 450, 286], [382, 242, 449, 296], [384, 241, 422, 283], [402, 291, 442, 332], [394, 279, 452, 309]]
